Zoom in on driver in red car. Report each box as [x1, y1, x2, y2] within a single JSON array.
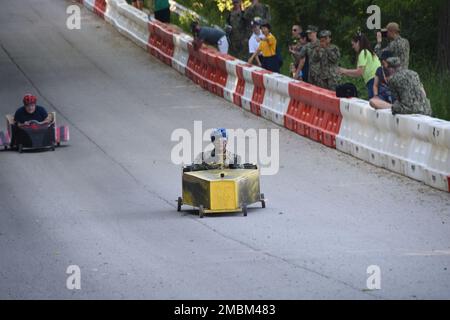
[[14, 94, 52, 127]]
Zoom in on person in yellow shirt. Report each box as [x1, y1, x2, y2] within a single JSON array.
[[248, 22, 280, 72]]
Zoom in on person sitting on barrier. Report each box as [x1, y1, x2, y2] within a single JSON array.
[[14, 94, 52, 128], [248, 22, 279, 73], [191, 21, 229, 54], [369, 57, 432, 116], [369, 51, 396, 108], [195, 128, 241, 168]]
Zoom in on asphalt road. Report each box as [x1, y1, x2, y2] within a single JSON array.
[[0, 0, 449, 299]]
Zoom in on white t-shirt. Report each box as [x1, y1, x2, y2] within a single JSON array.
[[248, 33, 264, 55]]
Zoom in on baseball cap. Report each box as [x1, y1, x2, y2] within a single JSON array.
[[306, 25, 318, 33]]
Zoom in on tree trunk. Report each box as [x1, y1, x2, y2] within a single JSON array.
[[438, 0, 450, 71]]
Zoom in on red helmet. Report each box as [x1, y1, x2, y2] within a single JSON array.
[[23, 94, 37, 105]]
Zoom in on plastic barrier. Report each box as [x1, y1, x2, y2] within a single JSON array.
[[172, 33, 191, 74], [223, 59, 241, 104], [285, 82, 342, 148], [232, 63, 252, 108], [93, 0, 107, 19], [424, 119, 450, 191], [147, 20, 176, 66], [112, 0, 149, 48], [337, 98, 450, 192], [239, 65, 265, 113], [262, 74, 291, 126]]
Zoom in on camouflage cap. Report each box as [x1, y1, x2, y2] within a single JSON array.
[[319, 30, 331, 38], [306, 25, 318, 33], [386, 57, 401, 68]]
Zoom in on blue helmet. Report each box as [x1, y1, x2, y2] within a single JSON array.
[[211, 128, 228, 142]]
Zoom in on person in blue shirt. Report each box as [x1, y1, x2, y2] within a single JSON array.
[[14, 94, 52, 128]]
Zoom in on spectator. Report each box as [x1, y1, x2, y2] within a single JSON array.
[[369, 51, 396, 108], [126, 0, 143, 11], [191, 21, 229, 54], [248, 19, 264, 64], [338, 33, 381, 99], [296, 25, 320, 84], [248, 22, 279, 73], [375, 22, 410, 69], [244, 0, 271, 34], [290, 31, 309, 80], [226, 0, 247, 60], [289, 25, 304, 79], [313, 30, 341, 91], [370, 57, 432, 116], [154, 0, 170, 23]]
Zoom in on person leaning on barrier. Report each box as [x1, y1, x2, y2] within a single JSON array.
[[369, 57, 432, 116], [312, 30, 341, 91], [375, 22, 410, 69], [191, 21, 229, 54], [338, 33, 381, 99]]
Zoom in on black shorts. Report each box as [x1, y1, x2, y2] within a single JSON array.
[[155, 8, 170, 23]]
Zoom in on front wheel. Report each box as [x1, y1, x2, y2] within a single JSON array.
[[177, 197, 182, 212], [242, 204, 248, 217], [199, 205, 205, 219]]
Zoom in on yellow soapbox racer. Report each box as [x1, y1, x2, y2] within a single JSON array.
[[178, 163, 266, 218]]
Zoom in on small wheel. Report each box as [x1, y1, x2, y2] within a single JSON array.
[[242, 204, 248, 217], [177, 197, 182, 212], [18, 144, 23, 153], [260, 193, 266, 208], [199, 205, 205, 219]]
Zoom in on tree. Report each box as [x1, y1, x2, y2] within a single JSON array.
[[438, 0, 450, 71]]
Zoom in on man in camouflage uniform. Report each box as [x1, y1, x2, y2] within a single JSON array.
[[226, 0, 247, 60], [370, 57, 432, 115], [312, 30, 341, 90], [375, 22, 410, 69], [297, 25, 320, 85], [244, 0, 271, 35]]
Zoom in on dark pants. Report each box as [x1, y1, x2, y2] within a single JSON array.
[[366, 78, 375, 99], [261, 55, 280, 73], [155, 8, 170, 23]]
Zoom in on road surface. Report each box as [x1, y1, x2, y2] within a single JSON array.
[[0, 0, 449, 299]]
